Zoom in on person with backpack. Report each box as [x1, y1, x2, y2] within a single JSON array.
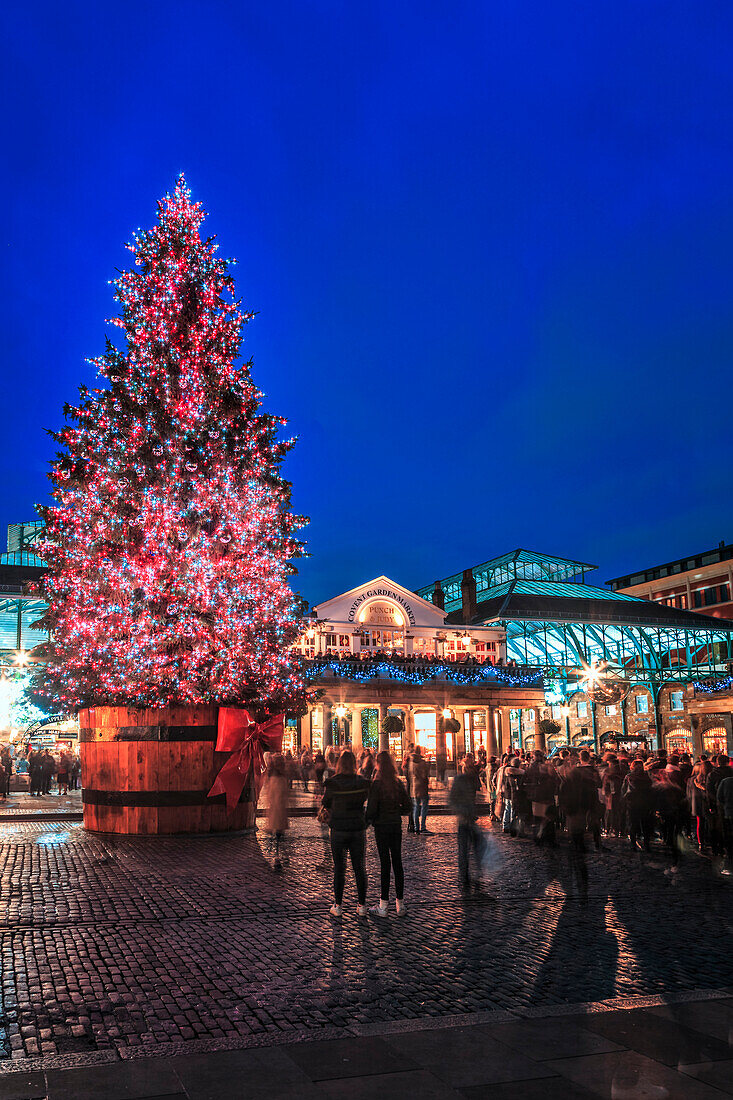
[[365, 751, 412, 916], [321, 750, 371, 918]]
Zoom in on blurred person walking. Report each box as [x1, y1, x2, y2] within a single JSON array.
[[449, 755, 496, 895], [408, 746, 431, 834], [261, 754, 290, 871], [621, 759, 654, 851]]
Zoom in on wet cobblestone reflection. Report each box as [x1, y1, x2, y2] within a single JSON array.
[[0, 819, 730, 1060]]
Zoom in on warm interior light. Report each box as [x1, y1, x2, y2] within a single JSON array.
[[14, 651, 28, 667], [335, 705, 347, 719], [561, 705, 570, 718], [442, 708, 452, 719]]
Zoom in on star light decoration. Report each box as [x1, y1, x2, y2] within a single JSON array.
[[35, 176, 308, 716]]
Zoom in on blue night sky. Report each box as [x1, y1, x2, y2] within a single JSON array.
[[2, 2, 732, 605]]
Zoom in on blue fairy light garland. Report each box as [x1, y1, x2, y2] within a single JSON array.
[[301, 657, 543, 688]]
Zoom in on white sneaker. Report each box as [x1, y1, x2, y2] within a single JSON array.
[[356, 904, 368, 917], [369, 902, 388, 917], [395, 899, 407, 917], [721, 867, 732, 876], [329, 904, 342, 918]]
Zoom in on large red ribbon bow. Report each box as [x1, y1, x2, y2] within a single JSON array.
[[207, 708, 284, 814]]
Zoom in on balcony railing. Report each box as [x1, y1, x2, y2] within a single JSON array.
[[299, 654, 544, 688]]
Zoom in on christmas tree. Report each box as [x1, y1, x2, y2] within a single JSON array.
[[37, 176, 307, 716]]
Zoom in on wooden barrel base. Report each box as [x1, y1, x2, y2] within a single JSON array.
[[79, 706, 254, 835]]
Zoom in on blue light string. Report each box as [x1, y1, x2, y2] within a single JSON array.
[[302, 657, 543, 688]]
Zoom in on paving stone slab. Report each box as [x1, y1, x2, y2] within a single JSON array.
[[569, 1007, 733, 1067], [489, 1018, 624, 1060], [319, 1069, 462, 1100], [384, 1026, 558, 1086], [0, 1073, 45, 1100], [681, 1059, 733, 1096], [46, 1058, 183, 1100], [282, 1036, 410, 1081], [548, 1049, 729, 1100], [461, 1079, 597, 1100]]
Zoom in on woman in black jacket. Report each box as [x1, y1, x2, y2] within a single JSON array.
[[365, 751, 412, 917], [321, 750, 371, 918]]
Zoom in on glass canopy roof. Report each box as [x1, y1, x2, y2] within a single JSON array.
[[416, 548, 597, 612], [421, 549, 733, 685]]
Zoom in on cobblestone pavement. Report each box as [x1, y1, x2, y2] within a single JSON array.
[[0, 815, 730, 1070], [0, 790, 82, 820]]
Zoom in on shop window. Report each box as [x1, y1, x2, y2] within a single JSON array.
[[703, 727, 728, 755], [670, 691, 684, 711], [577, 701, 588, 718], [704, 588, 717, 606], [693, 591, 703, 608], [635, 695, 649, 714], [720, 584, 730, 602], [551, 705, 562, 719], [282, 719, 298, 754], [414, 712, 437, 758], [361, 709, 379, 749]]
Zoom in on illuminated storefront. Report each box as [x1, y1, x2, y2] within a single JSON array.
[[298, 576, 544, 760]]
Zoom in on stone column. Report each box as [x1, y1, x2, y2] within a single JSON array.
[[436, 708, 447, 760], [379, 703, 389, 753], [351, 707, 363, 752], [487, 706, 499, 756], [691, 716, 703, 759], [405, 707, 415, 751], [323, 703, 333, 748], [301, 707, 312, 749], [536, 717, 547, 753], [650, 689, 662, 752]]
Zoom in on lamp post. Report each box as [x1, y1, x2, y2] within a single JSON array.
[[561, 703, 571, 745]]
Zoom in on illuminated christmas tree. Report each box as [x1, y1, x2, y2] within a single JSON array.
[[38, 176, 307, 715]]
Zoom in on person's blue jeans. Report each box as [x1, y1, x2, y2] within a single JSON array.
[[502, 798, 513, 830], [412, 796, 428, 832]]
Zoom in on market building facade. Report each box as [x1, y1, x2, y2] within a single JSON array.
[[290, 575, 546, 759]]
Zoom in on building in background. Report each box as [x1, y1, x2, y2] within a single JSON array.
[[607, 542, 733, 757], [607, 540, 733, 619]]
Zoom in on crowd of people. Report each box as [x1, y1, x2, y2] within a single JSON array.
[[0, 745, 81, 798], [260, 741, 733, 916], [488, 746, 733, 870]]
